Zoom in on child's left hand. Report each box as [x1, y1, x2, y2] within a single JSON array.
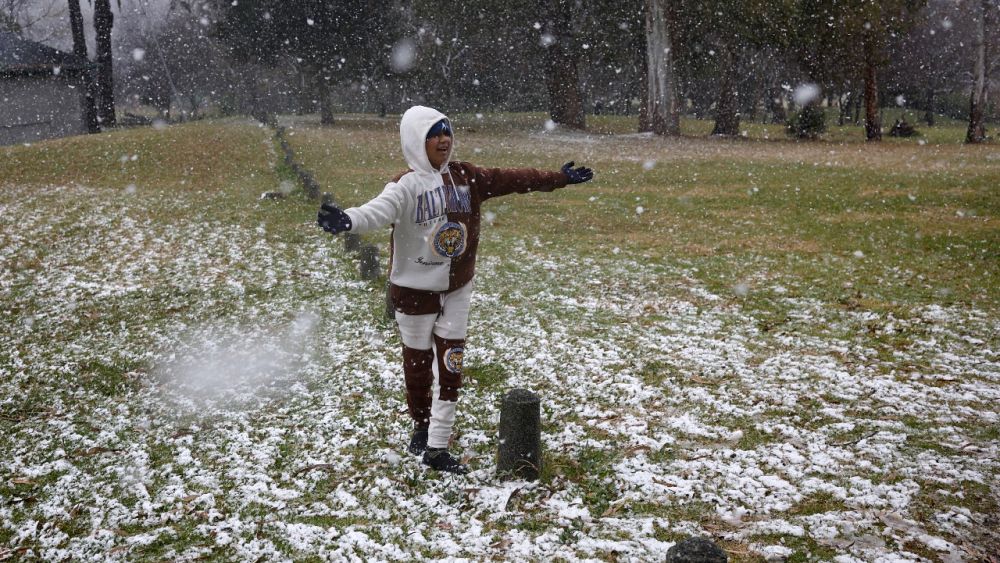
[[562, 161, 594, 184]]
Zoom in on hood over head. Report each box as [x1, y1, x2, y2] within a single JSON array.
[[400, 105, 452, 174]]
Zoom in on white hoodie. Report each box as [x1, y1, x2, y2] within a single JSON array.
[[344, 105, 567, 293]]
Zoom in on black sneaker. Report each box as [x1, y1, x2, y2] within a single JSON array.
[[408, 428, 429, 455], [422, 448, 469, 475]]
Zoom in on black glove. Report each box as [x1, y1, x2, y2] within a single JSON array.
[[317, 203, 352, 234], [562, 161, 594, 185]]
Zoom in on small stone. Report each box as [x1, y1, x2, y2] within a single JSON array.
[[665, 537, 728, 563]]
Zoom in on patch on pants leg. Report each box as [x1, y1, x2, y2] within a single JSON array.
[[443, 346, 464, 374], [434, 335, 465, 402]]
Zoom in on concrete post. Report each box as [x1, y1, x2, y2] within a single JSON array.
[[344, 232, 361, 253], [497, 388, 542, 481], [384, 280, 395, 320], [359, 245, 380, 280]]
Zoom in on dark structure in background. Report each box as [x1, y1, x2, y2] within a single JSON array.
[[0, 30, 91, 146]]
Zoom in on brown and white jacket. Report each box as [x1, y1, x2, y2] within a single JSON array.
[[343, 106, 567, 304]]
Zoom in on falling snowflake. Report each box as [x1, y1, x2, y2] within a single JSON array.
[[544, 120, 557, 131], [642, 160, 656, 171], [132, 48, 146, 62]]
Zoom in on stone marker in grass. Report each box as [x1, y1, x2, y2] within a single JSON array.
[[497, 388, 542, 481]]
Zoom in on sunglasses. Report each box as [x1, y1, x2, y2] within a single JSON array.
[[426, 120, 452, 139]]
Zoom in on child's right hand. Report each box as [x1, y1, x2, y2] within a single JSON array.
[[562, 161, 594, 185], [317, 203, 353, 234]]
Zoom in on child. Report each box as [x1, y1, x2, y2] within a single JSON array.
[[317, 105, 593, 474]]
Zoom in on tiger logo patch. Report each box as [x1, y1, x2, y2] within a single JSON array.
[[444, 346, 464, 374], [432, 221, 467, 258]]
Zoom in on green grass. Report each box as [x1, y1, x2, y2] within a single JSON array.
[[279, 112, 1000, 314], [1, 113, 998, 560]]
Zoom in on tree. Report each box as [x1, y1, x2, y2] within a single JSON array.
[[862, 4, 881, 141], [667, 0, 794, 136], [966, 0, 994, 143], [541, 0, 586, 129], [93, 0, 116, 128], [1, 0, 67, 42], [883, 1, 963, 126], [794, 0, 925, 142], [67, 0, 98, 133], [213, 0, 398, 124], [643, 0, 679, 134]]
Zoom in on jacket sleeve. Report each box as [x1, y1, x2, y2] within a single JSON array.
[[344, 182, 405, 234], [464, 163, 569, 201]]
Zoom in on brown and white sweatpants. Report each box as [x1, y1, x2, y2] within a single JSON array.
[[392, 281, 473, 449]]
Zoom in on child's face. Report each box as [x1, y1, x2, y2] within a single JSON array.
[[425, 127, 452, 170]]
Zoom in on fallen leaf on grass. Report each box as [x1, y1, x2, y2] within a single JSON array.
[[292, 463, 338, 477], [72, 447, 123, 458], [624, 445, 651, 456]]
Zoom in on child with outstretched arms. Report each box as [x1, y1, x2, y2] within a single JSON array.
[[318, 106, 593, 474]]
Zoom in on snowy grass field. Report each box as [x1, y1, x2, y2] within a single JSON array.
[[1, 116, 998, 561]]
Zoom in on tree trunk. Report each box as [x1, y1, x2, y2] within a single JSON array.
[[543, 0, 586, 129], [863, 29, 880, 142], [711, 43, 740, 136], [644, 0, 680, 135], [923, 87, 935, 126], [768, 85, 786, 124], [966, 0, 989, 143], [93, 0, 116, 128], [317, 71, 334, 125], [68, 0, 99, 133], [838, 90, 850, 126], [638, 30, 651, 130]]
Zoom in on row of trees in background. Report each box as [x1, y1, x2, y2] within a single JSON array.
[[1, 0, 995, 143]]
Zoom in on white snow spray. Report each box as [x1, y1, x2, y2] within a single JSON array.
[[792, 83, 821, 107], [391, 38, 417, 73], [155, 312, 319, 401]]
